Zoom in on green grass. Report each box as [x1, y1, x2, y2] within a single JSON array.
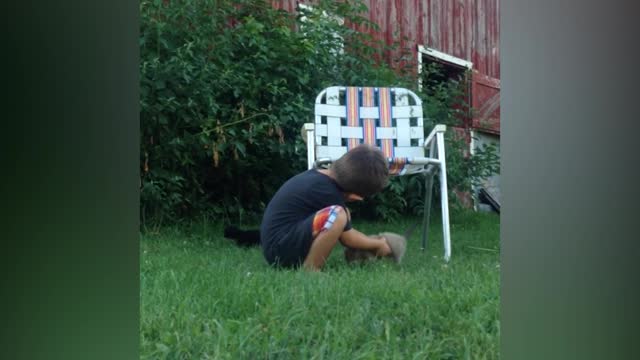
[[141, 211, 500, 359]]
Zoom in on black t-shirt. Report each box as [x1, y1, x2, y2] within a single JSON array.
[[260, 169, 352, 262]]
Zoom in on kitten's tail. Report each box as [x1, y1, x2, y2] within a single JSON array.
[[223, 226, 261, 247]]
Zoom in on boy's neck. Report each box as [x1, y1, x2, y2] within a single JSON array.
[[316, 168, 362, 201], [317, 168, 334, 179]]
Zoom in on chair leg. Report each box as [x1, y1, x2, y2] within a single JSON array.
[[437, 132, 452, 261], [421, 169, 436, 251]]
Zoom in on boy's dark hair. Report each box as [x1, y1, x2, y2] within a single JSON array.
[[331, 145, 389, 198]]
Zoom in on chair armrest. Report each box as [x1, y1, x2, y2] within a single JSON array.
[[314, 158, 332, 169], [424, 124, 447, 148]]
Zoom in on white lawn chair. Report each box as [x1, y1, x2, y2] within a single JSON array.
[[302, 86, 452, 261]]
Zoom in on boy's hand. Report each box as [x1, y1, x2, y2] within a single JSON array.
[[375, 237, 392, 257]]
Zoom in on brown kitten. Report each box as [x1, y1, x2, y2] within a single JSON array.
[[344, 232, 407, 264]]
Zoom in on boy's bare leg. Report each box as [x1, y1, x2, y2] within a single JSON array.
[[341, 228, 391, 256], [340, 207, 391, 256], [303, 208, 348, 271]]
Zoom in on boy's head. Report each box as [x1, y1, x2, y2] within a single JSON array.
[[331, 144, 389, 198]]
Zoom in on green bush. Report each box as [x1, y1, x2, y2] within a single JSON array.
[[140, 0, 499, 226], [140, 0, 405, 226]]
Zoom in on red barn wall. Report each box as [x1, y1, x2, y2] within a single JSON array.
[[273, 0, 500, 134], [273, 0, 499, 79]]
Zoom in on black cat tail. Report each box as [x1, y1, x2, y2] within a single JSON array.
[[223, 225, 261, 247]]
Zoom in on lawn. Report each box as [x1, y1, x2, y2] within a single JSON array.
[[140, 211, 500, 359]]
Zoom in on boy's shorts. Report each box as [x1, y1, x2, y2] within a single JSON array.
[[265, 205, 344, 268]]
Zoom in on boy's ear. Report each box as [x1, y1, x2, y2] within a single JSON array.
[[345, 193, 364, 201]]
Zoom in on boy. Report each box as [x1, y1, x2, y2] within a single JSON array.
[[260, 144, 392, 271]]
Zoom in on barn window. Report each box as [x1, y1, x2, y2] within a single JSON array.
[[417, 45, 472, 127]]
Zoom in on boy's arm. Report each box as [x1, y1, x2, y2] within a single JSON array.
[[340, 228, 391, 256]]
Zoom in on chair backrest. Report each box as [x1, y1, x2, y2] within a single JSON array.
[[314, 86, 425, 163]]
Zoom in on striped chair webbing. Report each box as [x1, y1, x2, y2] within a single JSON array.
[[344, 86, 404, 174], [362, 87, 376, 146], [346, 87, 361, 150], [378, 87, 394, 158], [345, 87, 394, 155], [388, 157, 408, 175]]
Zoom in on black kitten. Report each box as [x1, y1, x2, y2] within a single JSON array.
[[223, 226, 261, 247]]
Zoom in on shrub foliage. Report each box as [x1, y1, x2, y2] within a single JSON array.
[[140, 0, 499, 226]]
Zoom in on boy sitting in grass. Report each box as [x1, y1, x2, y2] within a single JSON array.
[[260, 144, 392, 271]]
